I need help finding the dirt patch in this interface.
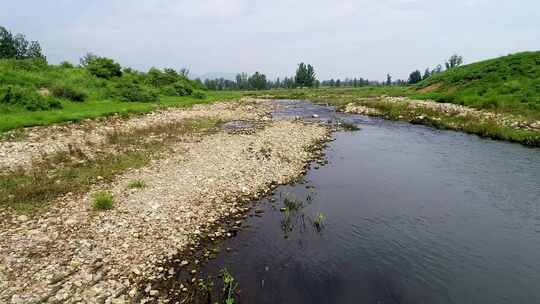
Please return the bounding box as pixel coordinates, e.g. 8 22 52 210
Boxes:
417 83 441 93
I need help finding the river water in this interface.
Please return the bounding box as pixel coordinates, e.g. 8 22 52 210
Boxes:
186 100 540 303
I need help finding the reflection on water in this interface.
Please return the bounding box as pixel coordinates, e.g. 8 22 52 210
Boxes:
174 100 540 304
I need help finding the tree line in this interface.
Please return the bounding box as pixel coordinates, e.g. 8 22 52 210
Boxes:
0 26 45 61
203 62 320 90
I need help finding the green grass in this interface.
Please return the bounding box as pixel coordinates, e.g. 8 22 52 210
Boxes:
0 91 242 132
414 51 540 119
0 58 244 133
128 179 147 189
92 191 114 210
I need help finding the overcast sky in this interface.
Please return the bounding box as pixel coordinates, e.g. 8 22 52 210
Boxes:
2 0 539 80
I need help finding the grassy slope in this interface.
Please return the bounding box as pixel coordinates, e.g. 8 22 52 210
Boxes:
0 59 243 132
413 51 540 119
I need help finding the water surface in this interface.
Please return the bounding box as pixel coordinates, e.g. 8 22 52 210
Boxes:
191 100 540 303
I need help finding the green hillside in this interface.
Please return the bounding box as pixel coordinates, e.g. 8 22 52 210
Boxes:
0 57 244 132
414 51 540 118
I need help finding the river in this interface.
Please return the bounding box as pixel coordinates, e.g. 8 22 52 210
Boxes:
174 100 540 304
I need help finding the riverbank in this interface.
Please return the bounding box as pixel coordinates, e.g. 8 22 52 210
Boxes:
254 88 540 147
341 96 540 146
0 99 330 303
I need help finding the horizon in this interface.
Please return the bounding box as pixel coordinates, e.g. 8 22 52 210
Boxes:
2 1 539 81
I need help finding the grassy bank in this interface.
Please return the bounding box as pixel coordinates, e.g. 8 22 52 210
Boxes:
0 57 243 133
0 91 242 132
253 87 540 147
413 51 540 119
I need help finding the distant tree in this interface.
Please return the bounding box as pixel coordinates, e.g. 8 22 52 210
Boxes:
408 70 422 84
248 72 267 90
13 34 29 59
0 26 16 59
80 53 99 67
335 79 341 87
445 54 463 70
434 64 443 74
60 61 74 68
179 68 190 77
26 41 45 60
236 73 249 90
295 62 317 87
386 74 392 86
423 68 431 80
0 26 45 60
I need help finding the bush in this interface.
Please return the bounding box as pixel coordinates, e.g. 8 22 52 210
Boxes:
0 86 62 111
160 81 194 97
51 84 87 102
86 57 122 79
59 61 74 68
192 90 207 99
128 179 146 189
2 58 48 71
92 191 114 210
111 80 159 103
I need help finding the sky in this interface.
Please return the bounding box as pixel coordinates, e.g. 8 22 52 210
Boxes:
1 0 539 81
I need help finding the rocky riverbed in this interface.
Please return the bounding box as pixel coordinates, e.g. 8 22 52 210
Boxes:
0 99 330 303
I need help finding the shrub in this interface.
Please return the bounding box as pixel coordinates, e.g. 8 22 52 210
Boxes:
51 84 87 102
2 58 48 71
0 86 62 111
128 179 146 189
192 90 207 99
59 61 74 68
86 57 122 79
111 80 159 102
92 191 114 210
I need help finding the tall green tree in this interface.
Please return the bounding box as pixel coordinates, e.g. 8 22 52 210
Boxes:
408 70 422 84
445 54 463 69
0 26 16 58
248 72 267 90
386 74 392 86
423 68 431 80
295 62 317 87
0 26 45 60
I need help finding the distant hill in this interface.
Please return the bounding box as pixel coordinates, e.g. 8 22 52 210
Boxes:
415 51 540 117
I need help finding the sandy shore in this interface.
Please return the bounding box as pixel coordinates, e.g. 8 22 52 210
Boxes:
0 100 330 303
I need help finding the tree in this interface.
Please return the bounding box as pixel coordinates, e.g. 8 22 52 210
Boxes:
445 54 463 70
13 34 29 59
248 72 267 90
0 26 16 59
26 41 45 60
386 74 392 86
179 68 190 77
236 73 249 90
423 68 431 80
408 70 422 84
80 53 98 67
0 26 45 60
295 62 317 87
